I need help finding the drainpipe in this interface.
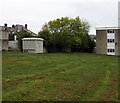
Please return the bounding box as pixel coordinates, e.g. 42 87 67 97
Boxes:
14 35 17 41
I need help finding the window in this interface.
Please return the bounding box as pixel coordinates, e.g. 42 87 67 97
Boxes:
113 39 114 42
107 39 114 43
107 49 115 53
30 49 35 51
110 49 113 52
107 29 114 33
113 49 114 52
24 49 28 52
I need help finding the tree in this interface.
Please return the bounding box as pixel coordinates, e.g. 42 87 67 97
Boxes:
38 30 53 52
42 22 49 31
16 31 33 40
9 31 33 41
15 31 33 51
48 17 84 52
80 20 95 52
9 32 14 41
39 17 95 52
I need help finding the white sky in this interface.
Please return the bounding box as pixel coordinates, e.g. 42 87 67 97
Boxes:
0 0 119 35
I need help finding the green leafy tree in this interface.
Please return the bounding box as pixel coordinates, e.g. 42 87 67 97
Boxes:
48 17 84 52
80 20 95 52
15 31 33 51
9 32 14 41
17 31 33 40
9 31 33 41
39 17 95 52
38 30 53 52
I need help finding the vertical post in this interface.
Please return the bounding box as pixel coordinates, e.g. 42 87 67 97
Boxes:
118 1 120 101
18 40 23 52
118 1 120 27
0 27 2 102
14 35 17 41
25 24 27 29
0 35 2 102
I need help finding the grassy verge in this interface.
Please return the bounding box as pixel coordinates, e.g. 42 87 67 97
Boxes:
2 51 119 101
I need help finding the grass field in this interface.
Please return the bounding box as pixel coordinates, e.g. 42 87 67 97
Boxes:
2 51 119 101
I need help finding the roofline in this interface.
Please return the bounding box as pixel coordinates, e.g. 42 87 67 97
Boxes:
96 27 120 30
22 38 44 40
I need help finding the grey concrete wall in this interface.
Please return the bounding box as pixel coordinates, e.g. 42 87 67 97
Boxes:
118 2 120 56
116 29 120 56
9 40 19 50
0 31 2 40
114 29 120 56
22 40 44 54
96 30 107 55
0 31 8 40
0 40 2 51
0 30 9 50
115 29 118 55
35 40 43 53
2 40 8 50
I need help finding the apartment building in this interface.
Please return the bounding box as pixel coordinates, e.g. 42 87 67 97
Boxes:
96 27 120 56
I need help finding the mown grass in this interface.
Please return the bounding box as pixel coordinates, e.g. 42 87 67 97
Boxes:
2 51 119 101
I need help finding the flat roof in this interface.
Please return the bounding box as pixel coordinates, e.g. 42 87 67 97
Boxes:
96 27 120 30
22 38 44 41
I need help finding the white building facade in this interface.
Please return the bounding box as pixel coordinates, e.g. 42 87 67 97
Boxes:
107 29 115 55
22 38 44 54
96 27 120 56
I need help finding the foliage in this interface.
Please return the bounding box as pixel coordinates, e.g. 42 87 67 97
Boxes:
38 17 95 52
48 17 84 49
16 31 33 40
80 34 95 52
10 31 33 51
38 30 53 51
9 32 14 41
9 31 33 41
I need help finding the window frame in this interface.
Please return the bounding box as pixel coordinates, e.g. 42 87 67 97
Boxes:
107 29 115 33
107 49 115 53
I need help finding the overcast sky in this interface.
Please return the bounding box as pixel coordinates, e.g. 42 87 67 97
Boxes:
0 0 119 35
